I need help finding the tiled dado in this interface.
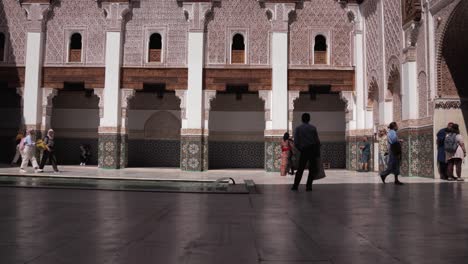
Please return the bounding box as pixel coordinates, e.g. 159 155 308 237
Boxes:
98 134 123 169
180 135 208 171
265 137 282 172
398 126 434 178
346 135 374 171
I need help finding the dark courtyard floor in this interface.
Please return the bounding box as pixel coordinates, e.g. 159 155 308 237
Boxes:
1 182 468 264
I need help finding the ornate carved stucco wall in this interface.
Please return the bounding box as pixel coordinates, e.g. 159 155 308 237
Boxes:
0 0 28 65
123 0 188 67
363 0 384 102
289 0 353 67
44 0 107 66
205 0 270 65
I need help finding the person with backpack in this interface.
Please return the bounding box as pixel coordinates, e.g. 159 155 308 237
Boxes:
39 129 59 173
437 122 453 180
19 130 42 173
379 122 404 185
445 124 465 181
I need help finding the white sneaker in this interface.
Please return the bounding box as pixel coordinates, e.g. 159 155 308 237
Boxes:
19 169 26 173
35 169 43 173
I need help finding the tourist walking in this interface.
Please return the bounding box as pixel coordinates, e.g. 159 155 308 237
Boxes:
280 132 295 176
291 113 321 191
39 129 59 173
377 128 388 172
358 136 371 172
445 124 465 181
379 122 403 185
19 130 42 173
10 130 24 166
437 122 453 180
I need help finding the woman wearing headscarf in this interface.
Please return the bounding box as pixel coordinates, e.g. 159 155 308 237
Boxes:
19 130 42 173
39 129 59 172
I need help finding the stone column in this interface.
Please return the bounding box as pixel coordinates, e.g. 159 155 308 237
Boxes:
402 46 418 120
179 1 214 171
98 1 130 169
40 88 58 135
288 91 300 133
20 1 50 138
119 89 135 169
261 2 296 172
348 3 366 130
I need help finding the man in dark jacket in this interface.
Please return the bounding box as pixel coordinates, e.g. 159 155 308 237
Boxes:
437 122 453 180
291 113 321 191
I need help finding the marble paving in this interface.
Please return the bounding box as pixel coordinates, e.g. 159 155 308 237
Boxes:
0 165 448 185
0 179 467 264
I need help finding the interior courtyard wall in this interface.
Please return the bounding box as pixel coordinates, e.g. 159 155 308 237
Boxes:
208 93 265 169
127 92 181 167
51 91 100 165
205 0 270 65
289 0 353 67
293 93 346 168
0 0 27 65
123 0 188 67
44 0 107 66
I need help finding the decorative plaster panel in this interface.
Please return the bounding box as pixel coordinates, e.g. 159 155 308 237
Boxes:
0 0 28 65
123 0 188 67
289 0 353 67
206 0 270 65
383 0 403 78
44 0 106 66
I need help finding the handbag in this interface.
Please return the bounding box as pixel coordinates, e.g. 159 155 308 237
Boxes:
313 157 326 180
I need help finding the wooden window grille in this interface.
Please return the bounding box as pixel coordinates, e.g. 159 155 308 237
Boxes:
231 34 245 64
149 33 162 63
69 33 82 62
314 35 327 65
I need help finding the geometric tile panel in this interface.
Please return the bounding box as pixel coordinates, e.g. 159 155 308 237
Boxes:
180 136 208 172
209 141 265 169
98 134 121 169
320 142 346 169
128 139 180 167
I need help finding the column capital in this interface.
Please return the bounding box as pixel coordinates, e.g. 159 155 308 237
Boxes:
175 89 187 120
100 1 131 32
20 1 51 32
179 0 219 32
403 46 417 62
93 88 105 118
258 1 298 32
340 91 355 122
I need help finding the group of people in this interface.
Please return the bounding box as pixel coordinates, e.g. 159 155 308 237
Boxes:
437 122 466 181
10 129 92 172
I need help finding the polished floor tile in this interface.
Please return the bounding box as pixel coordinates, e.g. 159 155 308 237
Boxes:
0 179 467 264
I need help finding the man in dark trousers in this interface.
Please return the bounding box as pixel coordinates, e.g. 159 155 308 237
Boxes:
291 113 321 191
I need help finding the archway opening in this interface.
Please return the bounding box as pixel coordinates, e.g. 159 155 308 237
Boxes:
127 84 181 167
209 86 265 169
51 83 100 165
293 86 346 168
388 68 401 122
314 35 328 64
0 84 22 164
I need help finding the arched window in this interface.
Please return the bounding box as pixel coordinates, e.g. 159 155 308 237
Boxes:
0 33 5 62
231 33 245 64
314 35 327 64
69 33 82 62
148 33 162 62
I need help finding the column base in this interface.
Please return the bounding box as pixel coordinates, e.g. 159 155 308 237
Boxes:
98 133 125 169
180 135 208 171
265 136 282 172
